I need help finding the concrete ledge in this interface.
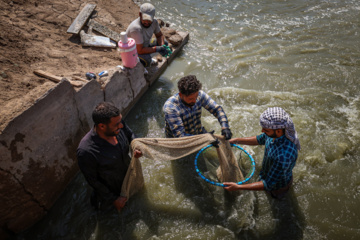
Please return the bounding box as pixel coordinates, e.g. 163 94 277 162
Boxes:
0 31 189 233
67 4 97 34
74 79 104 130
0 80 83 232
104 63 148 114
145 32 189 85
167 31 189 63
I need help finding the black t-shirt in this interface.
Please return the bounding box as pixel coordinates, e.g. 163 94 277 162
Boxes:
77 121 135 205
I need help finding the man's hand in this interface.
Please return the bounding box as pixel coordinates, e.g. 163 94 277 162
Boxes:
155 46 169 56
113 196 127 211
223 182 241 191
221 128 233 140
133 149 142 158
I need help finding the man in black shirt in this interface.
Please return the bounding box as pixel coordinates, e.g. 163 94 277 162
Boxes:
77 102 142 211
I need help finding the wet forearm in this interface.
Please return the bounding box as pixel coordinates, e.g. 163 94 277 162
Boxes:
229 136 259 145
223 181 265 191
156 32 165 46
236 181 264 190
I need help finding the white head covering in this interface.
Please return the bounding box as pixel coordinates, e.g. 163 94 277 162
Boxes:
260 107 301 150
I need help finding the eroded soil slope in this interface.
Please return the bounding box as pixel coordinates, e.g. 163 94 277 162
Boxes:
0 0 139 132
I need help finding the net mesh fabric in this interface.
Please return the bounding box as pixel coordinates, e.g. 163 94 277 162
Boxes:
216 136 245 183
121 134 245 198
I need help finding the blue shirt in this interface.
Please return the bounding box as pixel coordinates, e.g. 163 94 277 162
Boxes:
256 133 298 191
163 90 229 138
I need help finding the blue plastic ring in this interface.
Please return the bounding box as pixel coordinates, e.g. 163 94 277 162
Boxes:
194 143 256 187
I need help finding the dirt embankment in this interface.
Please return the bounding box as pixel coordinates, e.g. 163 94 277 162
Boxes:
0 0 139 132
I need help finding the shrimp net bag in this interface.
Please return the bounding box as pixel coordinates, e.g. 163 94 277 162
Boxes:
121 134 244 198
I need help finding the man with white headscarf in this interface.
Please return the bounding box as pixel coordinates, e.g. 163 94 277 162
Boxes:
223 107 300 199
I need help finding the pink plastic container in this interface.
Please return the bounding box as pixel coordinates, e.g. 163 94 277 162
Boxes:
118 32 138 68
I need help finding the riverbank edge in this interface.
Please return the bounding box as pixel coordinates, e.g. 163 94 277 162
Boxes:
0 30 189 238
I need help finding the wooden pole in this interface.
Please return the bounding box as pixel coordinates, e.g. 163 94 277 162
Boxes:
34 70 83 87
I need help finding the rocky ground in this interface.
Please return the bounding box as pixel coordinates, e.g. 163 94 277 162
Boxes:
0 0 140 132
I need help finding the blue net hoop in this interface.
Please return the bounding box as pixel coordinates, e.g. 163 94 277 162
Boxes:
194 143 256 187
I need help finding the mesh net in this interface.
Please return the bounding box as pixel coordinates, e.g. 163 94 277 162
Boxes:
121 134 245 198
215 136 245 183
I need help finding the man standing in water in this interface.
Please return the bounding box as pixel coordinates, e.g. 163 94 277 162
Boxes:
163 75 232 139
224 107 300 199
77 102 142 211
126 3 170 67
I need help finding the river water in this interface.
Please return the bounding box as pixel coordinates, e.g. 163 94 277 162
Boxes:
18 0 360 239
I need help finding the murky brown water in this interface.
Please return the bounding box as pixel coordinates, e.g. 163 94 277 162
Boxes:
17 0 360 239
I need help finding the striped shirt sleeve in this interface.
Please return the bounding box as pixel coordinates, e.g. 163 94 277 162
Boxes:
199 91 229 129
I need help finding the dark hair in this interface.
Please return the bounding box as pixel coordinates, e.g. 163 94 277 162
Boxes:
92 102 120 125
177 75 202 96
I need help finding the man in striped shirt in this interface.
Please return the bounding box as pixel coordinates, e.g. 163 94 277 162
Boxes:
163 75 232 139
223 107 301 199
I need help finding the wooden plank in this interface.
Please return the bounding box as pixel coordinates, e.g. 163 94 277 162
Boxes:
67 4 97 34
34 70 83 87
80 30 117 48
87 19 121 42
72 76 89 82
34 70 62 82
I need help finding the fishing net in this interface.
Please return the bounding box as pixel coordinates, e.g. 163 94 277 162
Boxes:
121 134 246 199
195 141 255 187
